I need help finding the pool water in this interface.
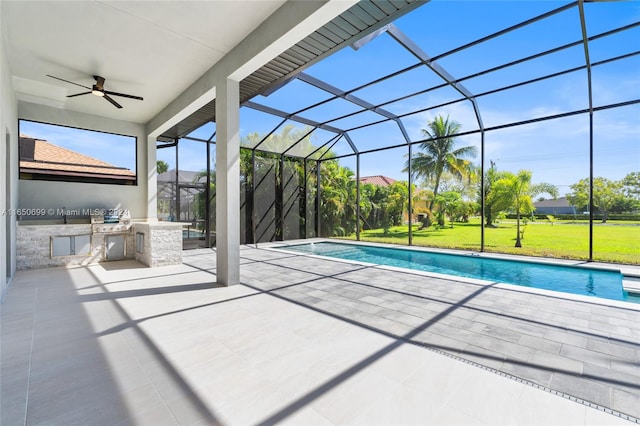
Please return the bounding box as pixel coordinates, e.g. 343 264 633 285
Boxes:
182 230 204 239
283 242 639 304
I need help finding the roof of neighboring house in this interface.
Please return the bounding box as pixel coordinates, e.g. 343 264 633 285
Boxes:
157 169 205 185
534 197 573 208
359 175 397 187
19 135 135 180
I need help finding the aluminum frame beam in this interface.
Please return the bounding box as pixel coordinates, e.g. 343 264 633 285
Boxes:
385 23 485 131
243 100 346 136
578 0 595 261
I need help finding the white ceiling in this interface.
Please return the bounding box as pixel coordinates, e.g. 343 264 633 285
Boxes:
2 0 286 124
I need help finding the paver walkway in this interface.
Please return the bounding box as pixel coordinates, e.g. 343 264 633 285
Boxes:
240 243 640 421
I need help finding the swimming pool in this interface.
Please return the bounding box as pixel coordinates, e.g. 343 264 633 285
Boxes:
183 230 204 239
282 242 639 304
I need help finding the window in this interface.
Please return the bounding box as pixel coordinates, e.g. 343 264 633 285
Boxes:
19 120 137 185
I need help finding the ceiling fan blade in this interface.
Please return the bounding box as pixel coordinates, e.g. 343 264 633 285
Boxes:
47 75 91 90
67 91 92 98
103 94 123 109
104 90 143 101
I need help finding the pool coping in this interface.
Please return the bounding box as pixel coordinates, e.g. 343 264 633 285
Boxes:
262 238 640 311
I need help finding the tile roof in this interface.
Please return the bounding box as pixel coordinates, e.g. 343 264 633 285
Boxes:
358 175 397 187
19 136 135 180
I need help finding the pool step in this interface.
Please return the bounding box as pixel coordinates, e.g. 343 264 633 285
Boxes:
623 276 640 295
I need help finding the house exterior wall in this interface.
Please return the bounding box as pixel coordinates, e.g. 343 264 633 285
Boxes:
17 102 148 221
1 0 19 300
534 206 576 215
533 197 577 216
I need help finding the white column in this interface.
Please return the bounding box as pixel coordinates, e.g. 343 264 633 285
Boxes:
215 77 240 286
146 134 158 221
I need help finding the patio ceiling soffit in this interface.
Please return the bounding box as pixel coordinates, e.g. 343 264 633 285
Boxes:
156 0 424 142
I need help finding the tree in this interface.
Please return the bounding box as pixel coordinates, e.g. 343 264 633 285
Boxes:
434 191 461 228
383 181 409 233
483 160 512 227
245 125 317 154
567 177 625 223
358 183 376 230
453 200 478 223
319 160 356 237
622 171 640 202
431 164 481 202
493 170 558 247
241 126 318 240
157 160 169 174
406 115 477 213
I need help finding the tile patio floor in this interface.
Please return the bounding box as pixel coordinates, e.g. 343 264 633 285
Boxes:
1 242 639 425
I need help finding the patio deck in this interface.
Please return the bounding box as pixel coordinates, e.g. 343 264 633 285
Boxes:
2 243 639 425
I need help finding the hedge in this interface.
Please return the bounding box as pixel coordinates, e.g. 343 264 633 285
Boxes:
503 213 640 221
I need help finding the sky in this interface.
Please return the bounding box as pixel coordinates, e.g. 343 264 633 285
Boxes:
19 119 137 171
23 0 640 196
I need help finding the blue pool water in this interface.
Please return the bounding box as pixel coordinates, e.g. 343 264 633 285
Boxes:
283 242 639 304
183 230 204 239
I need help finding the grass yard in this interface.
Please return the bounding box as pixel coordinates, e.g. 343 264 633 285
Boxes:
342 218 640 265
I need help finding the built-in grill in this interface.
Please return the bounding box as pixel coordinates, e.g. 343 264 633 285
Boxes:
91 212 132 234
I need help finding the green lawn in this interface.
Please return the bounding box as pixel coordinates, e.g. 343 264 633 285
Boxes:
341 218 640 265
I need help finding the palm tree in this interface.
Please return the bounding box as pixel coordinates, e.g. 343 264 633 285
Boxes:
406 115 477 212
156 160 169 174
493 170 558 247
320 161 356 236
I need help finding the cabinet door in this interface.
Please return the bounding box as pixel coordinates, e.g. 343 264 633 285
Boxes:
105 235 126 260
74 235 91 255
135 232 144 254
51 236 72 257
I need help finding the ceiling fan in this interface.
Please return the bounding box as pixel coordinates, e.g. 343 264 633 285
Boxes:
46 74 143 109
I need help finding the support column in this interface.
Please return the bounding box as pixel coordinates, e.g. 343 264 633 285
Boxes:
215 77 240 286
276 155 284 241
407 144 412 246
146 135 158 221
316 162 321 238
251 150 257 245
205 137 211 248
356 154 360 241
301 159 307 239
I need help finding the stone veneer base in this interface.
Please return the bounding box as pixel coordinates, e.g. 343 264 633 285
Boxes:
133 222 183 267
16 221 183 270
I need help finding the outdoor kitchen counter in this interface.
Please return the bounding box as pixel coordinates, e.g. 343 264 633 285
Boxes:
131 221 186 267
15 220 186 270
16 221 132 270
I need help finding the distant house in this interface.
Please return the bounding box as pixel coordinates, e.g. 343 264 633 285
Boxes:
19 135 135 184
358 175 397 187
157 169 203 187
534 197 576 215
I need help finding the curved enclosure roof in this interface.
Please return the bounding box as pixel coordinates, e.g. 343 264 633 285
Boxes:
167 0 639 162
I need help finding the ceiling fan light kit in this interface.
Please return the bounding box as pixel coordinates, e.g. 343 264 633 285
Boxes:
46 74 143 109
